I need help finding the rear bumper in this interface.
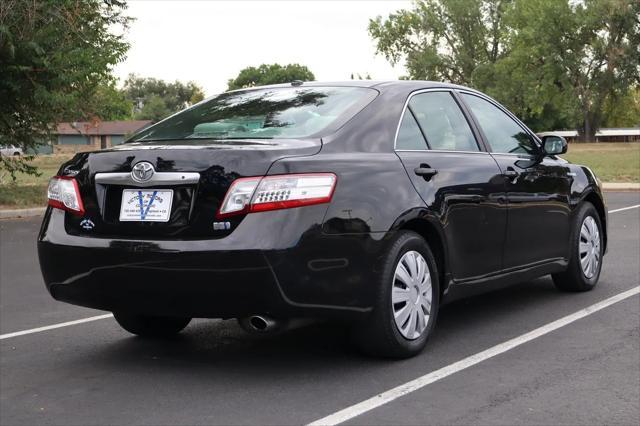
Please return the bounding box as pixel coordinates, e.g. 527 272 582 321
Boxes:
38 208 389 319
39 241 286 318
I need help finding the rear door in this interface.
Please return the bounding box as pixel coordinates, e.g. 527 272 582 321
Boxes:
459 92 572 269
395 90 507 281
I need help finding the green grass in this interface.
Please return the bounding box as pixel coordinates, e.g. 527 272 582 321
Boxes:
0 154 72 186
563 142 640 183
0 143 638 209
0 154 72 209
0 184 49 209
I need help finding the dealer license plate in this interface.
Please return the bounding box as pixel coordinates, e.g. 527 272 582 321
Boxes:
119 189 173 222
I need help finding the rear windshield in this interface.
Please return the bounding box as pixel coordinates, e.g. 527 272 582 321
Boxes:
129 86 377 142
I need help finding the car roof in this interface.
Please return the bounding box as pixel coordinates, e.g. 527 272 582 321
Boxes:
227 80 478 94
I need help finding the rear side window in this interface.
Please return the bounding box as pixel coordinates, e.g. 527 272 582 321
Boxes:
130 87 378 142
408 92 479 152
396 111 428 150
461 93 538 155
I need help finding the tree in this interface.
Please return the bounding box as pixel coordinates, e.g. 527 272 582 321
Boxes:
350 73 372 80
227 64 315 91
74 80 133 122
0 0 130 178
602 86 640 128
369 0 640 139
369 0 511 85
135 95 169 122
122 74 205 121
499 0 640 140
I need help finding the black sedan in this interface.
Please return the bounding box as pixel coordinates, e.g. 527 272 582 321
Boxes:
38 81 607 358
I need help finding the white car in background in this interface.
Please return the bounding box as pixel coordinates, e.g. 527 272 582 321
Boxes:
0 145 23 156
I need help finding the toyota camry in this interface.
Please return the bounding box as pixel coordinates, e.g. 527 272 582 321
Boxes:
38 81 607 358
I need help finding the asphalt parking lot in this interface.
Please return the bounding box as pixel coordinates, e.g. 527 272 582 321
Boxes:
1 192 638 426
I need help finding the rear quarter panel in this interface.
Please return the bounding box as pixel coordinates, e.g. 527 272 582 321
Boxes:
263 151 425 311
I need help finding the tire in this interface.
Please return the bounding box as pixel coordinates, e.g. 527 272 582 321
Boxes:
113 312 191 337
353 231 440 358
552 202 603 292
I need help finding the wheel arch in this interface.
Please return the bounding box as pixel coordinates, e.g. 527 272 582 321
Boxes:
580 189 608 252
395 216 450 297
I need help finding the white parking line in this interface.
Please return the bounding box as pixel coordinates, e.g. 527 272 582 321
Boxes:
0 314 113 340
0 203 637 342
307 286 640 426
608 204 640 214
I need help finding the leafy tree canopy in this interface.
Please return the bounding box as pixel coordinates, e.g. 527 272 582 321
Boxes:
0 0 130 178
134 94 169 122
351 73 372 80
496 0 640 139
369 0 640 139
369 0 510 85
227 64 315 91
602 87 640 128
122 74 205 121
75 79 133 122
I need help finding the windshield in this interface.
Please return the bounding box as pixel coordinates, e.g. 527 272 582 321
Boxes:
129 86 377 142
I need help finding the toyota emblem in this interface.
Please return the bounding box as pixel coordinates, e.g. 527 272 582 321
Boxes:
131 162 155 182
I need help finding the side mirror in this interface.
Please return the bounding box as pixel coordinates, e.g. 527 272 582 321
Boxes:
541 135 567 156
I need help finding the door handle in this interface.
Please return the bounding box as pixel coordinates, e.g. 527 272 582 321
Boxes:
414 167 438 178
502 169 519 180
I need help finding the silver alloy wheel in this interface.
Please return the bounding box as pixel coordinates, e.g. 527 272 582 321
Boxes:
392 250 432 340
579 216 601 279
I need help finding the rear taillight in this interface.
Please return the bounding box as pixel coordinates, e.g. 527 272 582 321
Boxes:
47 176 85 216
216 173 337 219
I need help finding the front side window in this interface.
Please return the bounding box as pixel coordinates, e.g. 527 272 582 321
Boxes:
408 92 479 152
461 93 538 155
129 87 377 142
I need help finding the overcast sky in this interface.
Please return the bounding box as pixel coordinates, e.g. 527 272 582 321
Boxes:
113 0 412 95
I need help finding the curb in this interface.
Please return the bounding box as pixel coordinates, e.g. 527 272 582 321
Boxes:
0 183 638 220
0 207 46 219
602 183 640 191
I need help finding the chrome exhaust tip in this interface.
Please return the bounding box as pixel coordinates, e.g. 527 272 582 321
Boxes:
238 315 285 334
248 315 274 332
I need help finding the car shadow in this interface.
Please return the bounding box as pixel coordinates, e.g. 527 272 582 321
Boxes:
76 276 569 376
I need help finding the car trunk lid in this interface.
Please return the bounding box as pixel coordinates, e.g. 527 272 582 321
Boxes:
60 139 320 239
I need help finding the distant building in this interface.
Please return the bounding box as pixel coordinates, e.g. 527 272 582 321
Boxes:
51 120 152 154
538 127 640 143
